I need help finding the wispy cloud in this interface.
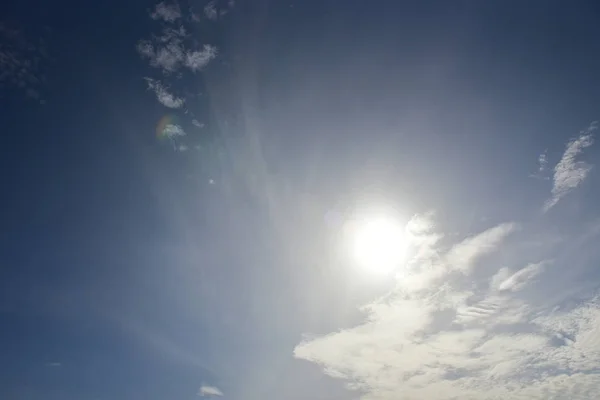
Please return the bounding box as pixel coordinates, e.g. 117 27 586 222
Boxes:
138 4 217 75
530 150 550 180
138 1 219 113
295 205 600 399
446 222 518 273
144 78 184 108
44 362 62 367
162 123 186 139
493 261 547 292
185 45 217 71
202 0 236 20
544 122 597 211
0 22 49 100
137 26 187 73
151 2 181 22
204 1 218 20
198 385 223 397
538 150 548 173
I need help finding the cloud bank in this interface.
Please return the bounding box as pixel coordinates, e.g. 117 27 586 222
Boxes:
294 122 600 400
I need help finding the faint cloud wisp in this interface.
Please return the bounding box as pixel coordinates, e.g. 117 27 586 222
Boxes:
0 22 49 100
198 385 223 397
151 1 181 22
144 77 184 108
544 121 597 211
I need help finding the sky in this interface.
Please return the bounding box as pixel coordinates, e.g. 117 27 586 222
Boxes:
2 1 600 399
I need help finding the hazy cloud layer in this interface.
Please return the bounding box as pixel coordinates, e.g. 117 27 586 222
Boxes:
204 2 218 20
544 122 597 211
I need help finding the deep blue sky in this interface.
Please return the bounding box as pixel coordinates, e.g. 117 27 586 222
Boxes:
2 1 600 399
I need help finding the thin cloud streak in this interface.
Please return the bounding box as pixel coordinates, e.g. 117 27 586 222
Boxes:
446 222 518 273
544 122 597 211
44 362 62 367
198 385 223 397
496 261 547 292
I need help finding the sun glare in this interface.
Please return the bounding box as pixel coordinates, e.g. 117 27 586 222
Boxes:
350 212 408 275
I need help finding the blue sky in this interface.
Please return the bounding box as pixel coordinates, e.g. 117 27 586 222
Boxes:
2 1 600 399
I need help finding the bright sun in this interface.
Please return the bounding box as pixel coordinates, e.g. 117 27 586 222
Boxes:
349 212 408 275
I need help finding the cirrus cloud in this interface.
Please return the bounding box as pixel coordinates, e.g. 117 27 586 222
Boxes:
544 121 597 211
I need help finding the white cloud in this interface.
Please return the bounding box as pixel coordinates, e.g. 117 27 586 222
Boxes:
544 122 597 211
494 261 547 292
162 123 186 139
295 210 600 400
446 222 518 273
144 78 184 108
185 45 217 71
151 2 181 22
395 221 515 295
192 119 205 128
138 1 221 110
198 385 223 397
0 22 48 99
